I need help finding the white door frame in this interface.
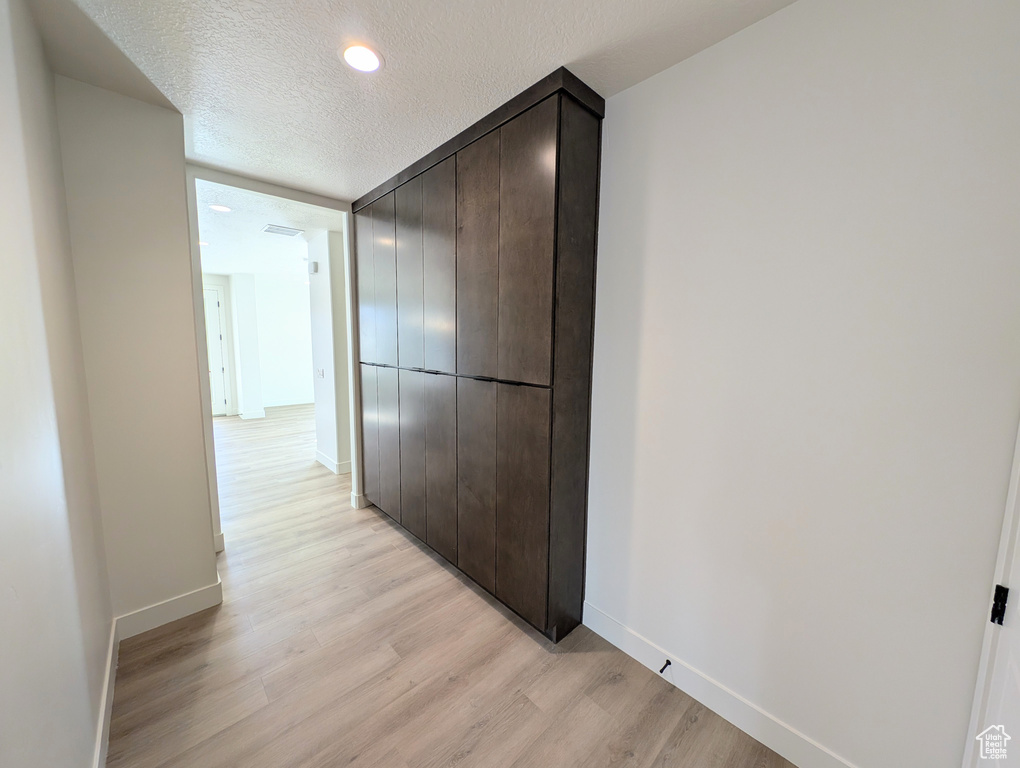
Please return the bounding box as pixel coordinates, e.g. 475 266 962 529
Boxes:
964 411 1020 766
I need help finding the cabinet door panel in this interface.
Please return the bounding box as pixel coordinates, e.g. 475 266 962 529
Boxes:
422 157 457 373
456 133 499 378
425 372 457 563
360 364 380 506
398 369 427 540
498 97 557 386
373 192 399 366
396 177 425 369
496 383 551 630
376 365 401 521
355 208 375 363
457 377 496 592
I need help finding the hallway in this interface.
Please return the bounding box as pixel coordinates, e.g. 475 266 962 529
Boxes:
105 406 792 768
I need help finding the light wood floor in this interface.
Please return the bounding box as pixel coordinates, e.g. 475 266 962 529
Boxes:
107 404 795 768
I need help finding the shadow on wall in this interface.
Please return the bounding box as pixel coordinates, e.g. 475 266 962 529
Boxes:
585 98 652 630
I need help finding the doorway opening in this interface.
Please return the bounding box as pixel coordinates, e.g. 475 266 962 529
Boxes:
187 169 364 555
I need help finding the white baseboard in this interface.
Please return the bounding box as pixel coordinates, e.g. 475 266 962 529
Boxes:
91 580 225 764
582 602 857 768
316 451 353 475
239 409 265 420
92 621 118 768
316 451 338 473
351 492 370 509
116 578 223 640
213 531 225 553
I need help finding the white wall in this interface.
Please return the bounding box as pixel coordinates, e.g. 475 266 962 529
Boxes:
54 75 221 626
308 230 352 474
255 273 314 407
0 0 112 763
586 2 1020 767
330 230 354 476
229 273 265 419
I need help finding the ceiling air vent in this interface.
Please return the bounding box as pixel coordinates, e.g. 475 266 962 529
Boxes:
262 224 304 237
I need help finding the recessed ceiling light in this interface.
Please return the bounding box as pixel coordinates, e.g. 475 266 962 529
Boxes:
209 204 231 212
342 45 382 73
198 241 209 246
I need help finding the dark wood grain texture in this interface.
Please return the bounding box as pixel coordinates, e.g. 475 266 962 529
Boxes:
457 376 497 592
354 209 376 364
373 192 399 367
456 132 499 379
398 369 427 541
497 96 558 386
547 95 601 641
422 157 457 374
424 372 457 563
349 73 603 642
359 364 380 505
496 383 551 630
376 365 401 521
396 176 425 369
352 67 605 212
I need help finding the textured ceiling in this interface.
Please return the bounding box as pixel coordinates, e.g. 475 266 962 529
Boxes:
196 180 345 279
68 0 795 201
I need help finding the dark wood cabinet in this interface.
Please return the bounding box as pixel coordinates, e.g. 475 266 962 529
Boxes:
455 132 499 379
398 369 426 540
422 157 457 374
456 377 496 592
396 177 425 369
373 192 398 367
359 364 380 506
424 372 457 561
497 96 557 386
376 365 401 521
355 211 376 364
353 69 603 641
495 383 551 629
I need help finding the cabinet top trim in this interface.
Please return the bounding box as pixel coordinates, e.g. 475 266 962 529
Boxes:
352 67 604 212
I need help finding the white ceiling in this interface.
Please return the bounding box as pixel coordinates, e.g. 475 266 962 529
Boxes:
60 0 795 201
196 180 345 279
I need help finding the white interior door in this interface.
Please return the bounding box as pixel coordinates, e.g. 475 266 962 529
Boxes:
967 420 1020 765
204 288 228 416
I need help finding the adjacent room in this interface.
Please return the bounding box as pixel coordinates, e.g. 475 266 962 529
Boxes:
3 1 1019 767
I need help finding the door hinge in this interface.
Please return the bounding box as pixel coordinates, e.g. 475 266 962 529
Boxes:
217 301 221 307
992 584 1009 625
219 334 223 340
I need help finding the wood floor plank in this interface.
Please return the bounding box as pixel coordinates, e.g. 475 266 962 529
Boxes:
105 405 795 768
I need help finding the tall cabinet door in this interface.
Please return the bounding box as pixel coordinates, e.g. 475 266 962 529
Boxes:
457 377 496 592
373 192 399 366
498 97 558 386
496 383 551 629
422 157 457 374
355 209 376 364
456 132 499 379
396 177 425 369
376 365 401 521
359 364 380 506
398 369 427 541
425 372 457 563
